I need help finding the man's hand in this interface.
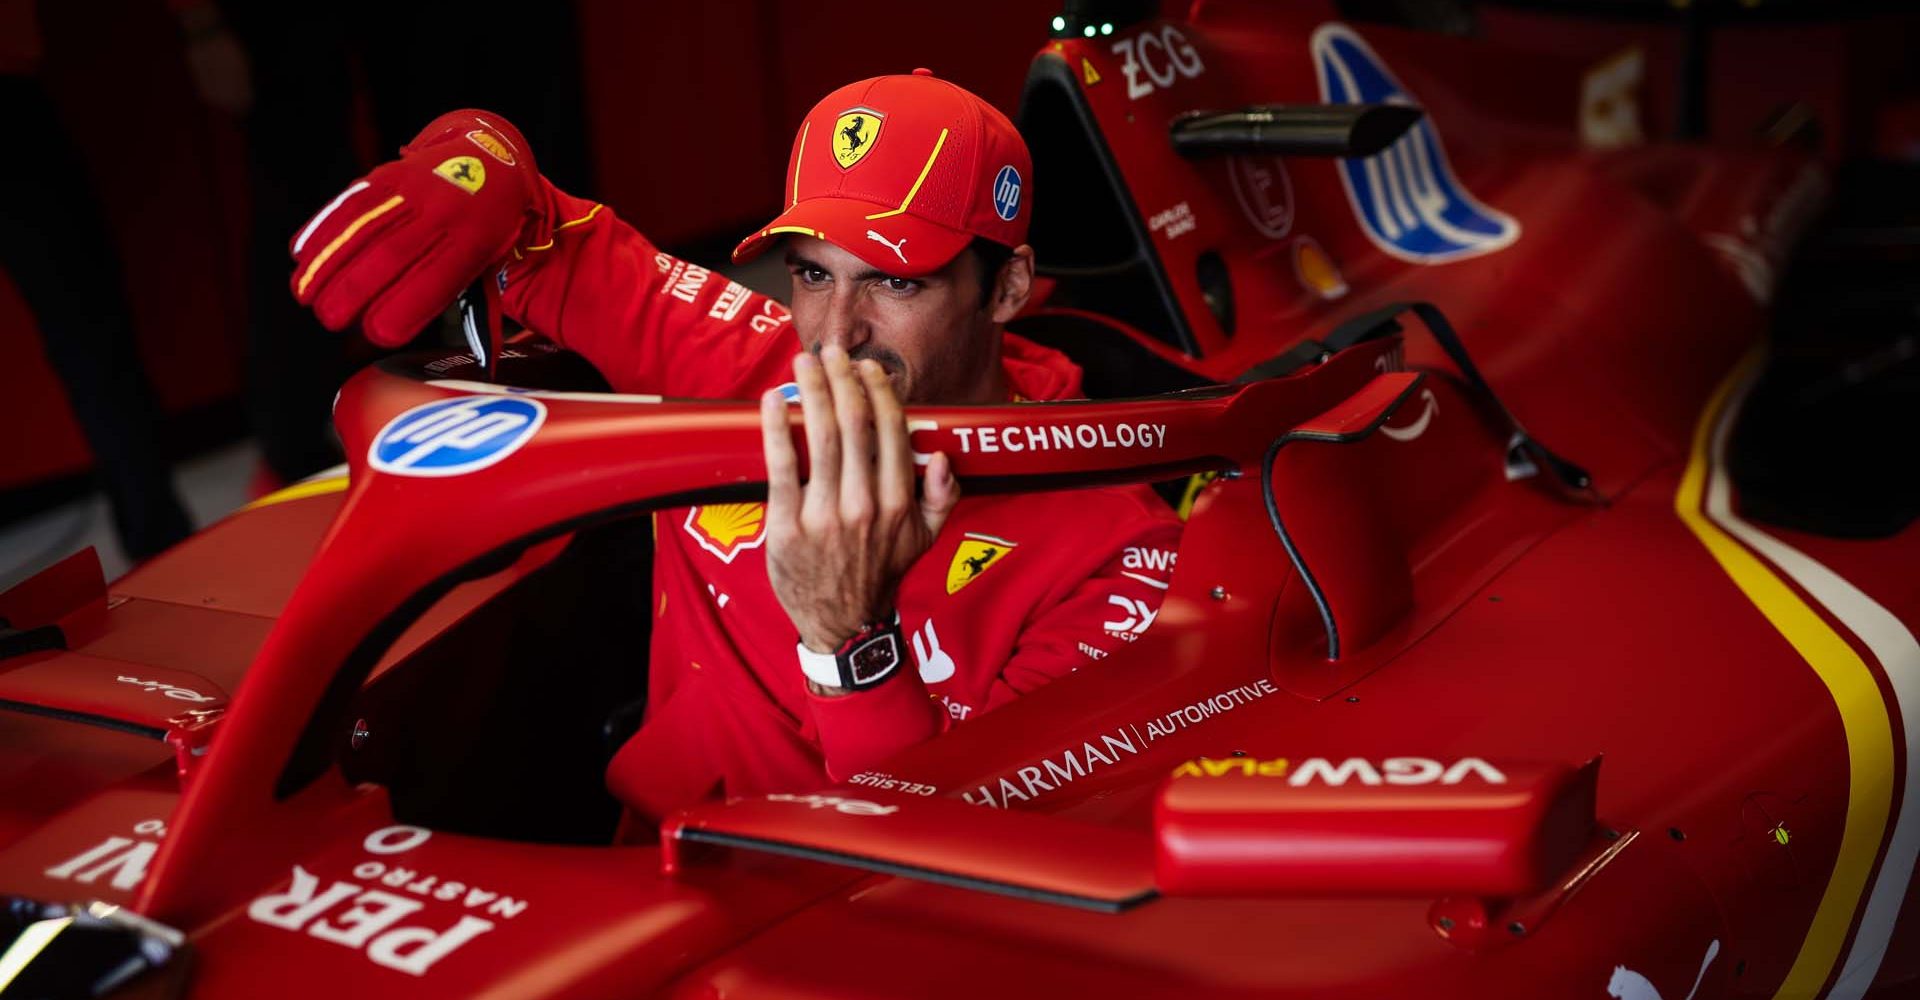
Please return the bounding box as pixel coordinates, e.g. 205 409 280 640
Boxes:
761 347 959 678
289 110 540 346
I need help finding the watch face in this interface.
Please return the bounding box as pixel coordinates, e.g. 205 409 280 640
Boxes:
847 632 902 687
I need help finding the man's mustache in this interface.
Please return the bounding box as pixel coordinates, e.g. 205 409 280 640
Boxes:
807 342 905 376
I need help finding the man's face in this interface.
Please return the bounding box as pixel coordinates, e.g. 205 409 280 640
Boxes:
782 236 999 405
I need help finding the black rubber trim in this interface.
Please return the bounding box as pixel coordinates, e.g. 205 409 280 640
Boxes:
675 827 1157 914
0 624 66 661
0 699 168 741
1260 372 1426 661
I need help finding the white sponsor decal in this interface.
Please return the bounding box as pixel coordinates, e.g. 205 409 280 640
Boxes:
938 694 975 720
246 825 522 977
344 863 525 920
1112 24 1204 101
847 772 938 796
1148 201 1196 240
709 280 752 322
963 728 1144 808
934 422 1169 458
764 793 898 816
1138 680 1281 741
662 261 713 304
1122 547 1176 573
43 819 168 892
866 228 909 265
965 679 1282 808
115 675 217 703
1286 756 1507 787
1102 594 1159 638
911 617 956 684
1608 939 1720 1000
1379 388 1438 442
249 866 501 977
363 825 432 855
749 299 792 335
1077 641 1109 661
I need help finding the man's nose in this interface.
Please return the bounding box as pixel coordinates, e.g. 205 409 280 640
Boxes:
814 288 872 354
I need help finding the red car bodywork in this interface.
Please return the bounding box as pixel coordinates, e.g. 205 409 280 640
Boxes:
3 3 1917 997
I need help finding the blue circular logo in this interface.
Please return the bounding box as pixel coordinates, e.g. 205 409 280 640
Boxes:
991 165 1022 222
369 395 546 477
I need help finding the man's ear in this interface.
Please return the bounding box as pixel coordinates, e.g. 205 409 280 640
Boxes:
988 244 1035 325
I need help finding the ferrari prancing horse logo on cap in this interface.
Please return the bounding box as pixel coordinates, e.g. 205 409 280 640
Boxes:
833 107 884 170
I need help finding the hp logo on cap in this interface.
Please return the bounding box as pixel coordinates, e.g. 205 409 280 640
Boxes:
370 395 546 477
991 165 1022 222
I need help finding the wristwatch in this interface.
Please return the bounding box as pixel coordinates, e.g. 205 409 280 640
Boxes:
796 613 905 692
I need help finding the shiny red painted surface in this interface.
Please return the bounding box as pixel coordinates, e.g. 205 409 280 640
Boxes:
1154 759 1598 898
1 7 1915 999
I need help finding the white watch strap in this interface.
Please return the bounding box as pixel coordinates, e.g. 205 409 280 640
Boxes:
796 641 844 689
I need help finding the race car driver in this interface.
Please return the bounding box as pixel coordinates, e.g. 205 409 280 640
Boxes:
287 70 1180 818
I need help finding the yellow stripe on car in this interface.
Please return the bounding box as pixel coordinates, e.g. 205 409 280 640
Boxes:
244 476 349 510
1676 350 1897 999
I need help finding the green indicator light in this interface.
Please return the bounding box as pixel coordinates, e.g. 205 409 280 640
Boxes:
1083 25 1096 37
1101 23 1113 35
1052 16 1065 30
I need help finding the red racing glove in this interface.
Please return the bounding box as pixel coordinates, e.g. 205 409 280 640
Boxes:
289 109 541 346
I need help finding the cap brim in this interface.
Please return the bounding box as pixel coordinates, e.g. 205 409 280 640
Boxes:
732 197 974 279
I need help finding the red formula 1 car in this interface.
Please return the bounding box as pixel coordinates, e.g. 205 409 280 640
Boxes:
4 2 1919 997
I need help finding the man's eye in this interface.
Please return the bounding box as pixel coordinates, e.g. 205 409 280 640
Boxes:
882 277 918 293
795 267 828 285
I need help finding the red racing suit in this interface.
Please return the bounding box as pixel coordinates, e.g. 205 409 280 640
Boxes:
498 181 1181 817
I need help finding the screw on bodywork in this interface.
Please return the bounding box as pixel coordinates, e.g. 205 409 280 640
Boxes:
1488 595 1502 602
1345 696 1360 703
351 719 371 750
1507 921 1526 937
1231 750 1247 757
1437 916 1455 931
1669 827 1687 842
1602 828 1621 841
1210 586 1227 600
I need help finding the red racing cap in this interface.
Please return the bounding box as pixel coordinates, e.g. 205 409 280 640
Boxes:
732 68 1031 278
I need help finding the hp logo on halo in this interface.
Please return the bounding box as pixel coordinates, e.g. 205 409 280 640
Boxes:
1312 23 1519 263
991 165 1022 222
369 395 546 477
